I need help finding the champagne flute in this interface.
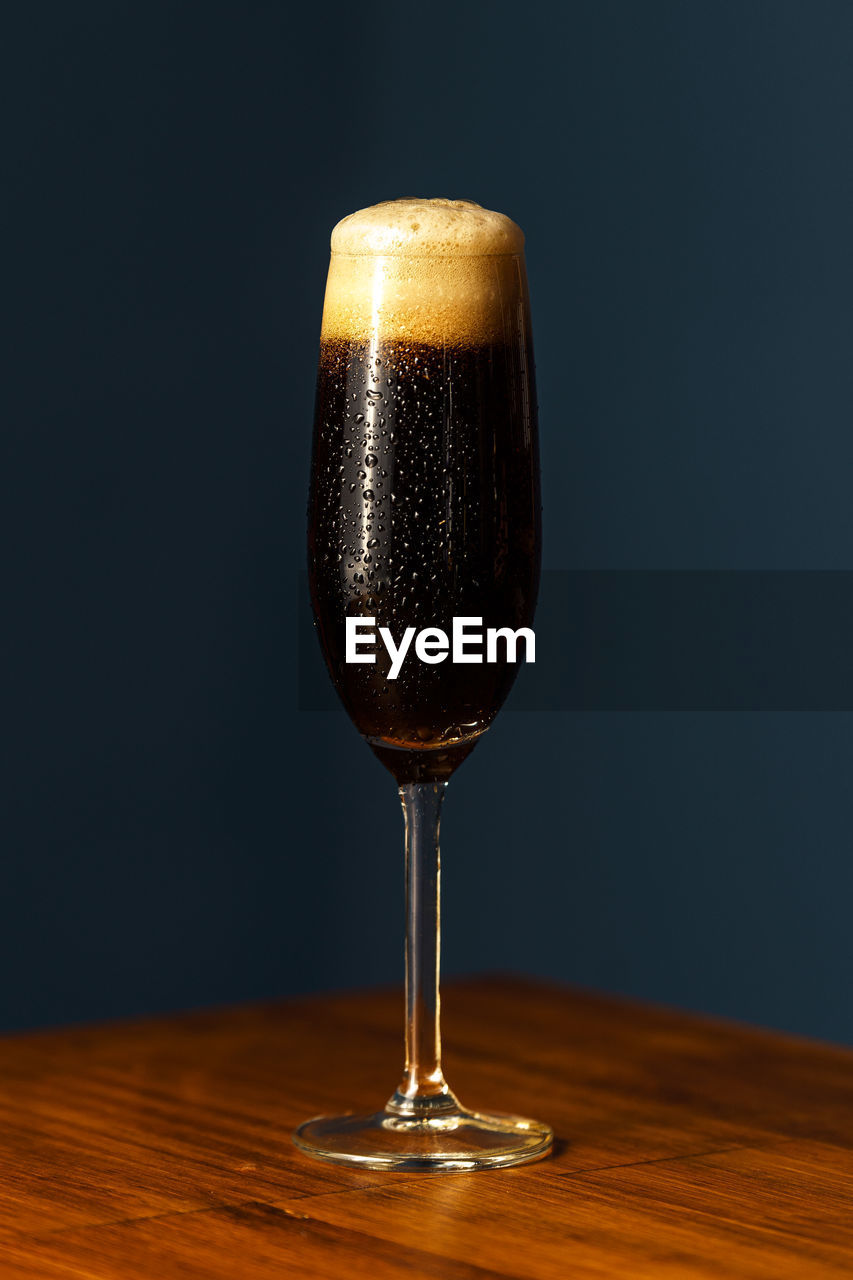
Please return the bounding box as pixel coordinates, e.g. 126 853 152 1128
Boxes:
296 198 552 1170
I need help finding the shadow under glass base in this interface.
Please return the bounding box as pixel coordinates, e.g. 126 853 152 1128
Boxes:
293 1103 554 1171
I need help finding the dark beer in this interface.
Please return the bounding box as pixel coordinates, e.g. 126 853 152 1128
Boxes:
307 200 540 782
296 200 554 1171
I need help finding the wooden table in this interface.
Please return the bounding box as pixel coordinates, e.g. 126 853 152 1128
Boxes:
1 976 852 1278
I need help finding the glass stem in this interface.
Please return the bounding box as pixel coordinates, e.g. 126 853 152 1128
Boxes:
387 780 458 1117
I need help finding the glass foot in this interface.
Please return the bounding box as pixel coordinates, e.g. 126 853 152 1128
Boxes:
293 1104 553 1171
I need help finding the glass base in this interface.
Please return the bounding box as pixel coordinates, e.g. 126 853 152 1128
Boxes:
293 1103 554 1171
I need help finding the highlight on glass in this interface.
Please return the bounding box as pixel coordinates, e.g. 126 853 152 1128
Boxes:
296 198 552 1170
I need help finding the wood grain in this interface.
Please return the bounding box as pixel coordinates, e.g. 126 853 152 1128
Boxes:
1 977 852 1277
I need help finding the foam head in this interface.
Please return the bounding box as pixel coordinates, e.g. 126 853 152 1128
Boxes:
321 198 527 347
330 198 524 258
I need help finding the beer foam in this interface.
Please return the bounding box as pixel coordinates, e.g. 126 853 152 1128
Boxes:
330 198 524 258
322 198 527 346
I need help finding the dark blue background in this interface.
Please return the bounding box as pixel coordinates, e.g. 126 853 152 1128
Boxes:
4 1 853 1041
